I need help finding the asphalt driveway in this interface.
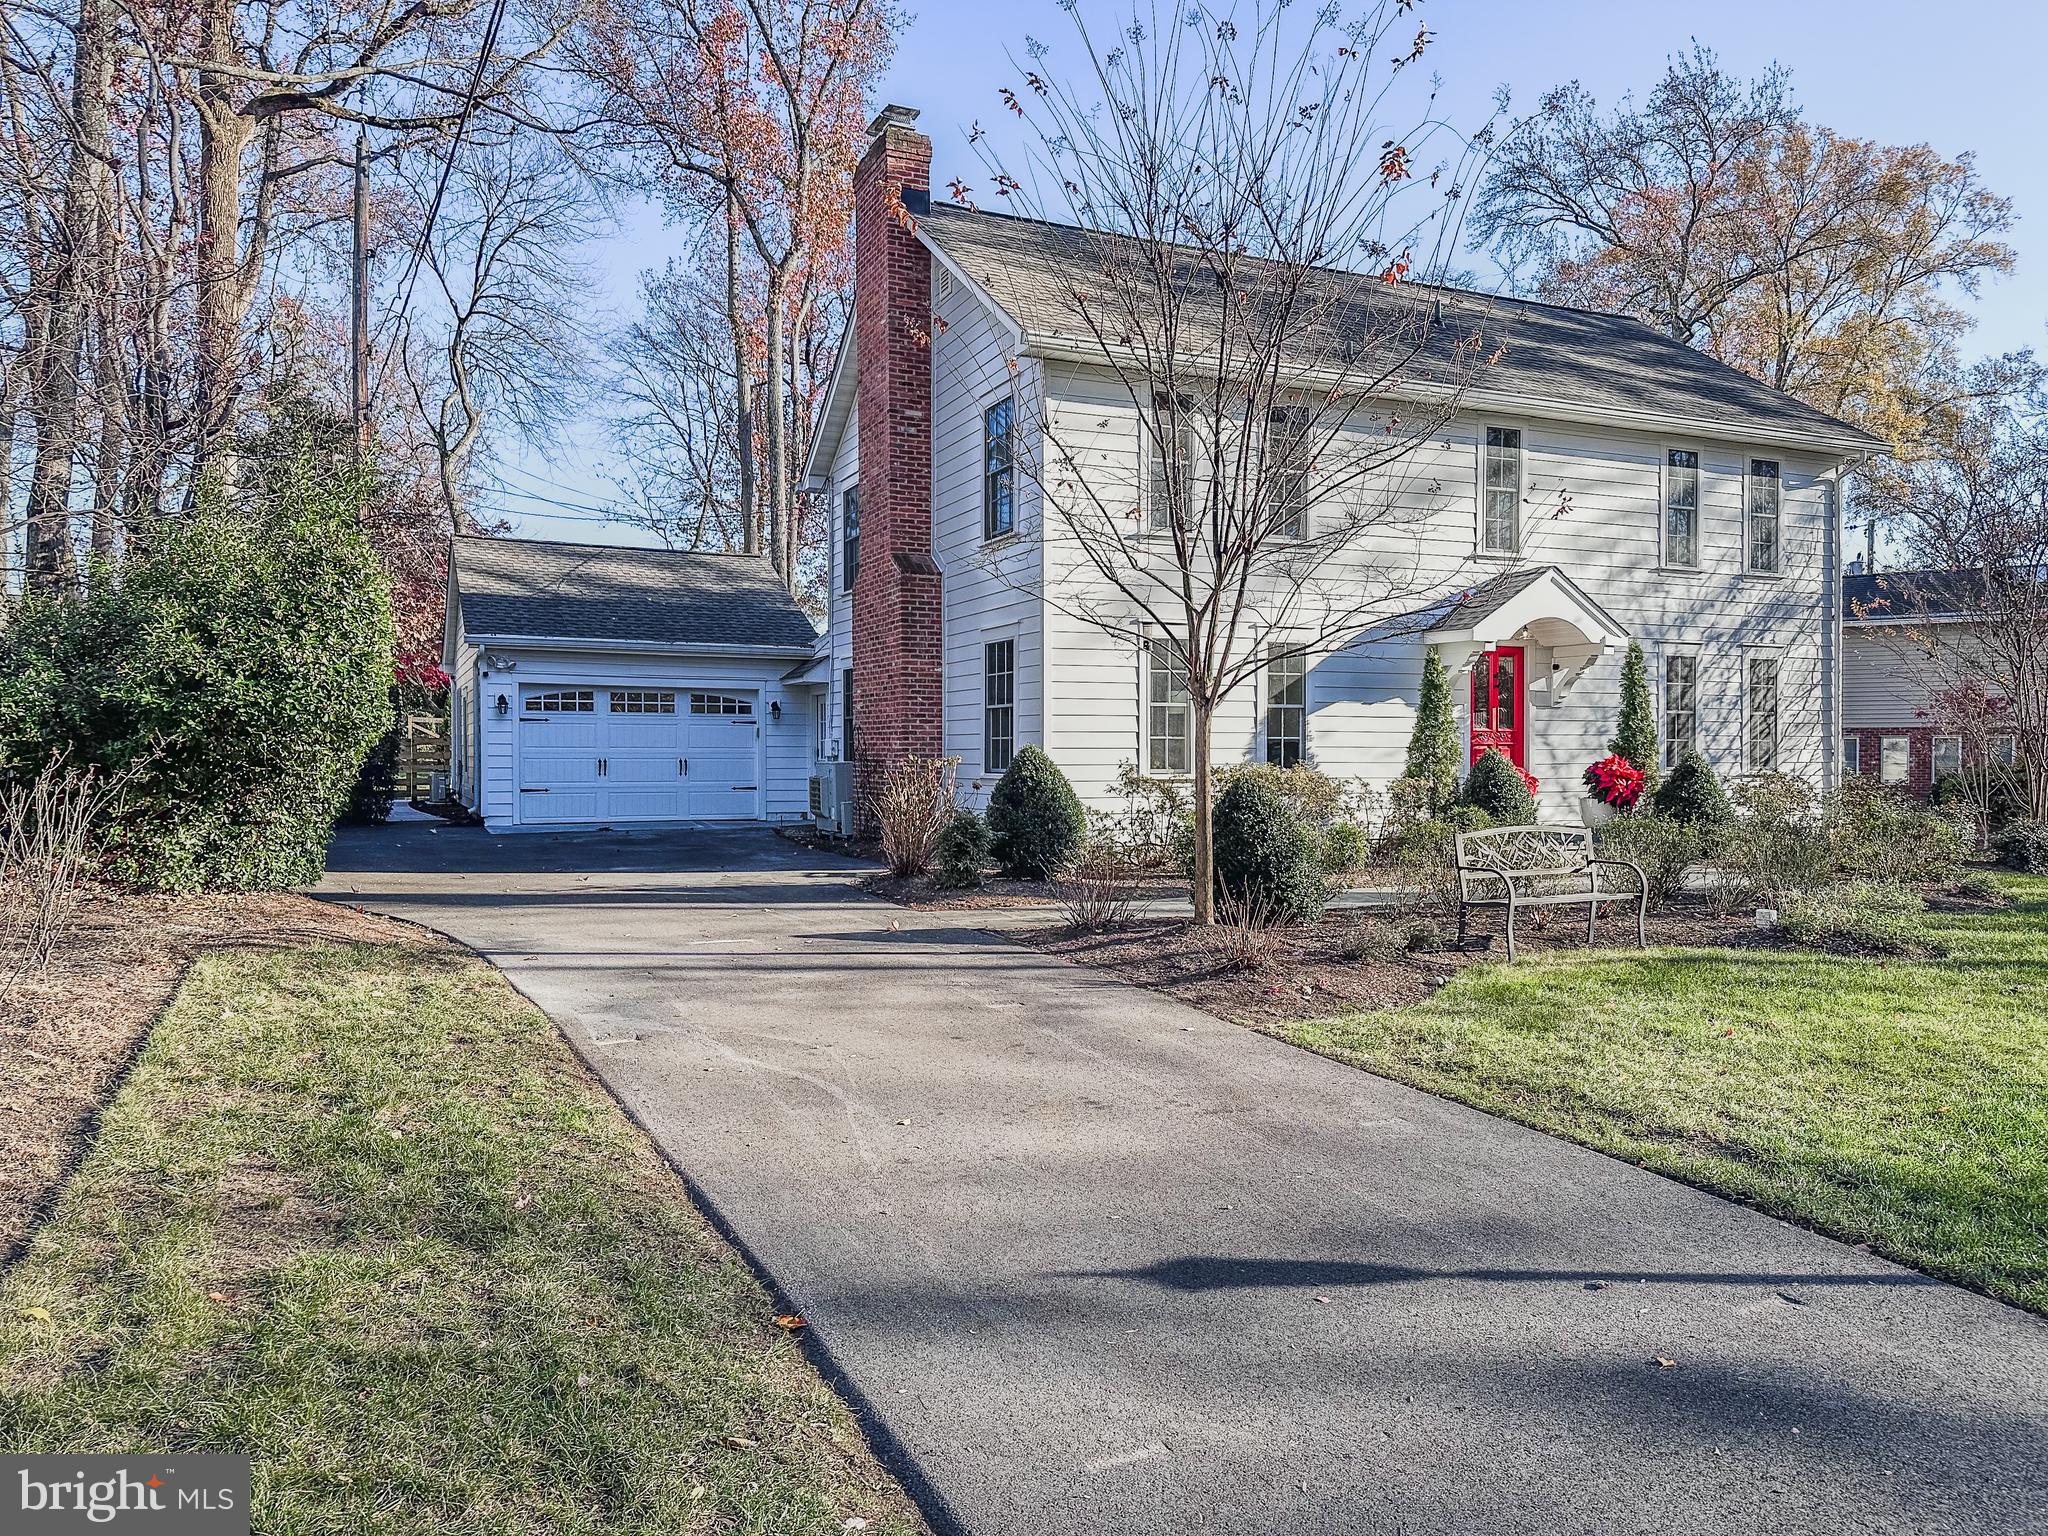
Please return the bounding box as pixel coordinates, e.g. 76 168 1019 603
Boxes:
319 820 2048 1536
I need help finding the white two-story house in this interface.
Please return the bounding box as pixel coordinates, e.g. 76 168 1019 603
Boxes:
797 105 1882 824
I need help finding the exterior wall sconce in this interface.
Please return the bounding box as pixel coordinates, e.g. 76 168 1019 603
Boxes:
770 700 782 721
495 693 510 717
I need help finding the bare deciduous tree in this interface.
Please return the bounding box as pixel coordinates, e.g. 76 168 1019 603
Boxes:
970 0 1500 921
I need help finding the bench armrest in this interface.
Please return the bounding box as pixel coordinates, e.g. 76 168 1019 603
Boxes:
1587 856 1648 896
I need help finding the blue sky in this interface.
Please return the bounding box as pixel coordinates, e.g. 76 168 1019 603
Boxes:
486 0 2048 546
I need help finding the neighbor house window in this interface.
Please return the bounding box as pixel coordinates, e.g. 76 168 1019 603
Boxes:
1933 735 1963 779
1747 459 1781 574
1482 426 1523 554
842 488 859 591
1880 735 1910 785
984 639 1015 773
984 396 1015 539
1147 394 1196 533
816 697 827 758
1843 736 1861 776
1992 734 2018 767
1147 639 1191 773
1265 406 1312 538
841 667 854 760
1265 645 1306 767
1746 657 1779 771
1662 653 1698 769
1665 449 1701 568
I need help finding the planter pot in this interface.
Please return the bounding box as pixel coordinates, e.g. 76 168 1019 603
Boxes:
1580 794 1616 828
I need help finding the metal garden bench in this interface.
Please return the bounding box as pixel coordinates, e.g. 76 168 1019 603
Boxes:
1453 825 1648 961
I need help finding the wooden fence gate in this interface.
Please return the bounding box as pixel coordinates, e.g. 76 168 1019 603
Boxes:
397 712 449 802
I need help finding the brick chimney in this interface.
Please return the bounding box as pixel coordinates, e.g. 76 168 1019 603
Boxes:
851 104 942 820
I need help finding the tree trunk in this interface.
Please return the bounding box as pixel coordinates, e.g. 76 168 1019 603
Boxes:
763 268 788 581
724 193 757 555
23 0 115 593
191 0 254 493
1190 700 1215 924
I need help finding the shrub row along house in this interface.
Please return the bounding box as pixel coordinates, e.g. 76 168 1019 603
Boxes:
445 105 1882 834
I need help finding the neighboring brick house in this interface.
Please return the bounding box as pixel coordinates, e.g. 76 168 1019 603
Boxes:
798 104 1880 822
1840 569 2019 801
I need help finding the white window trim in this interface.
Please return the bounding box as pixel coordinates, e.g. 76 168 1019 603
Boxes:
1742 452 1785 579
1660 447 1704 572
981 628 1020 776
1261 639 1310 767
1660 644 1704 770
981 388 1018 544
1141 394 1198 539
1931 733 1963 779
1142 636 1194 777
1742 650 1782 772
1842 735 1861 776
1474 422 1527 558
1991 733 2018 767
1879 735 1912 786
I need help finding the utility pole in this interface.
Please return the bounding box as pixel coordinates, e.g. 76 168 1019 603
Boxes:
350 129 370 456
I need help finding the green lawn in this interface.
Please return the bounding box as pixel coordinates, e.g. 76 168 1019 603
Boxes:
1284 877 2048 1315
0 941 920 1536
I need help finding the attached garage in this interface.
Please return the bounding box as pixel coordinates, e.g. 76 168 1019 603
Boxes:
443 536 821 832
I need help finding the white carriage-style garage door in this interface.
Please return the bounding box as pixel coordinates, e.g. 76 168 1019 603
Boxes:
516 684 761 824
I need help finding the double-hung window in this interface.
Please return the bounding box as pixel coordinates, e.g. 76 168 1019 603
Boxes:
1147 394 1197 533
1482 427 1523 554
841 488 860 591
1662 653 1698 769
1147 639 1192 773
1746 656 1780 771
1747 459 1781 574
1880 736 1910 785
1932 735 1963 779
1264 406 1312 538
983 397 1015 539
1664 449 1701 568
983 639 1015 773
1992 734 2018 768
1843 736 1861 776
1265 646 1306 767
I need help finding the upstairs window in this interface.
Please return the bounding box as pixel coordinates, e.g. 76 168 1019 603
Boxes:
984 639 1015 773
1265 646 1306 767
842 488 860 591
984 397 1015 539
1264 406 1313 539
1747 459 1781 574
1482 427 1523 554
1746 657 1779 771
1147 394 1197 534
1665 449 1701 568
1662 653 1698 769
1147 639 1192 773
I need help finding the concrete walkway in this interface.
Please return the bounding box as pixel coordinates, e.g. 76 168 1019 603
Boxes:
319 821 2048 1536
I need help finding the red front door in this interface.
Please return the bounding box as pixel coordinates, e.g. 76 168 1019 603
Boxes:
1470 646 1526 768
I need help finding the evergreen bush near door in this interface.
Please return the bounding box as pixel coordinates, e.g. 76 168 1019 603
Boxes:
986 745 1087 879
1610 641 1658 786
1461 748 1537 824
0 453 393 891
1403 648 1460 812
1652 748 1729 830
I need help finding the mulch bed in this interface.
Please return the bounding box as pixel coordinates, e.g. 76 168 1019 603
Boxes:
1015 901 1779 1028
1 887 426 1266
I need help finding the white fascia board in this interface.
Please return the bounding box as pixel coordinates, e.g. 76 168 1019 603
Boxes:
465 635 817 659
800 333 858 491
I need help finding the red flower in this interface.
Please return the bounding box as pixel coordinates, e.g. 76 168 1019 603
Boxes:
1582 754 1645 809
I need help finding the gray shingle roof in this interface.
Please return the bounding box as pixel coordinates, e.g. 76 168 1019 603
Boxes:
1843 568 1983 620
453 536 819 651
919 203 1880 453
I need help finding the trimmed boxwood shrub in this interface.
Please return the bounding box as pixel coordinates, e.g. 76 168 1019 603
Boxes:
1212 771 1325 924
0 456 393 891
1652 748 1728 828
1460 748 1536 823
986 745 1087 879
1995 819 2048 874
932 809 992 889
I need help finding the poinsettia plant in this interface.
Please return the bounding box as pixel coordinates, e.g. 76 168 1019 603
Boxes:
1582 753 1646 810
1513 761 1540 797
